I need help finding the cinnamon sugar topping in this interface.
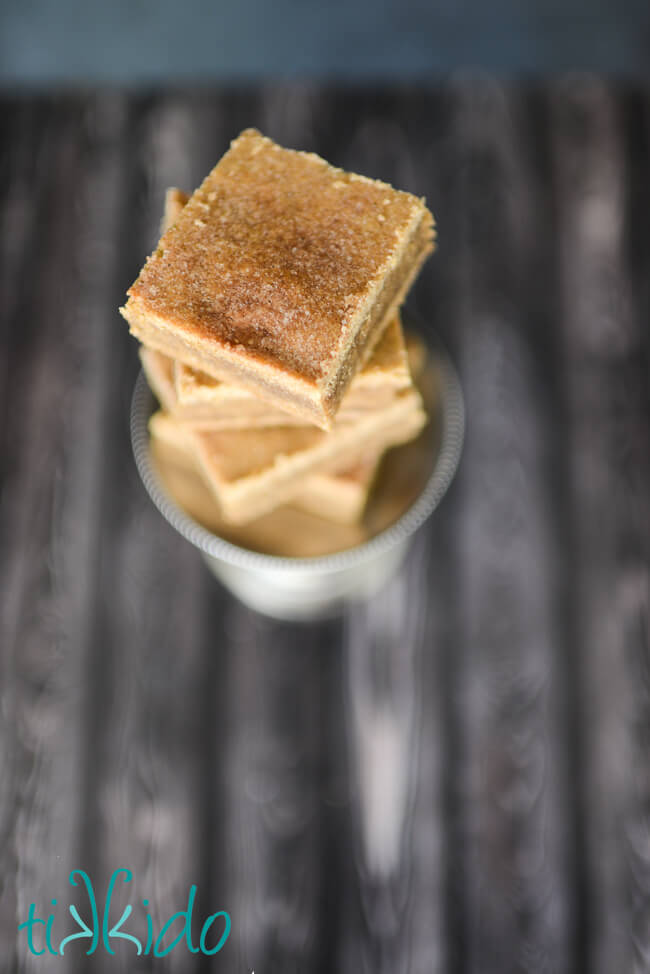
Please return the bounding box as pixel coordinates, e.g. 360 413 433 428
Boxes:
126 129 434 384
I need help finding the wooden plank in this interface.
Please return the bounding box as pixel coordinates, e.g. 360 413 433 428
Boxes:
0 97 54 971
78 93 230 974
215 602 338 973
0 94 127 970
549 77 650 974
306 88 456 974
447 80 574 973
333 532 448 974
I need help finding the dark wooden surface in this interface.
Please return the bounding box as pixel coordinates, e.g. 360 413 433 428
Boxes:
0 83 648 973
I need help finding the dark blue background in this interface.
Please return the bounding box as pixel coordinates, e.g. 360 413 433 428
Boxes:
1 0 649 83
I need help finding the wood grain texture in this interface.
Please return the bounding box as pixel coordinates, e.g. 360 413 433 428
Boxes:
218 604 336 974
0 84 648 973
80 93 231 974
0 94 127 972
337 532 448 974
550 77 650 974
450 80 573 974
0 99 54 973
315 89 454 974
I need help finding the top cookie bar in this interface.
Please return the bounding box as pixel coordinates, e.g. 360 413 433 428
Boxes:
121 129 435 428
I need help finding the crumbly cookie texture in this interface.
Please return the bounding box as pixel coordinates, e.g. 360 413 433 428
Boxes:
121 129 434 428
173 313 411 407
140 315 413 430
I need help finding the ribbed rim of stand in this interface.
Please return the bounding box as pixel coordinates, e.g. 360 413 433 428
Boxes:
131 310 464 576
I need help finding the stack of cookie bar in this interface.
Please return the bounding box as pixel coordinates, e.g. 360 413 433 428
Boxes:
121 130 435 552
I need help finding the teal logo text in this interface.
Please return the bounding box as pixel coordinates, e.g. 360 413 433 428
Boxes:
18 869 231 958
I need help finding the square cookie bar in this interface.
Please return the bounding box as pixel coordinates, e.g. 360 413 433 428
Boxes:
122 130 434 428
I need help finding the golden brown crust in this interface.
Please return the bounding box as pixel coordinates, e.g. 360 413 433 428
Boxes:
122 129 434 423
172 315 410 411
124 216 432 428
140 318 420 435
